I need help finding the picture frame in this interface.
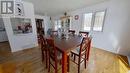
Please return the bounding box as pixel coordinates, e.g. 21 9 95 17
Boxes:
10 18 32 35
15 2 24 16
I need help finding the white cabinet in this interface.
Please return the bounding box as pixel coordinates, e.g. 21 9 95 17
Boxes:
0 31 8 42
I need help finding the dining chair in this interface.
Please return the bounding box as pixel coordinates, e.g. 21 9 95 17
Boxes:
70 37 92 73
79 31 89 37
37 34 41 44
39 34 48 68
69 30 75 35
46 38 62 73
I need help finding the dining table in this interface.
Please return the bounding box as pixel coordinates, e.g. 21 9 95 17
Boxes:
44 34 83 73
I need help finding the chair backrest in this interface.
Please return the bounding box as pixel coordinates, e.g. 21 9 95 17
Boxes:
46 38 57 61
86 37 92 61
39 34 47 49
79 37 92 61
79 31 89 37
69 30 75 35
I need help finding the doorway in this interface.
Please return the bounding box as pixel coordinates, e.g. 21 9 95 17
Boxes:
35 19 44 43
36 19 44 35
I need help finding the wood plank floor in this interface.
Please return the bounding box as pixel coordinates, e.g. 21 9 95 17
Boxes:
0 42 11 54
0 42 126 73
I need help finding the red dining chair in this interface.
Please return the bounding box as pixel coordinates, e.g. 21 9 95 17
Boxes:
46 38 62 73
70 37 92 73
79 31 89 37
69 30 75 35
39 34 48 68
46 38 70 73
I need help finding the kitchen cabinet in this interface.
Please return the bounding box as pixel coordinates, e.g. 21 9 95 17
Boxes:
0 31 8 42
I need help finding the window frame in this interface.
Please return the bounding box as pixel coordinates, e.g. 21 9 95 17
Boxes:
83 12 93 32
82 9 107 32
92 10 106 32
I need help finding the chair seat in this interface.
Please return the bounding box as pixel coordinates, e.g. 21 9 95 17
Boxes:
57 52 62 60
71 47 80 55
50 50 62 61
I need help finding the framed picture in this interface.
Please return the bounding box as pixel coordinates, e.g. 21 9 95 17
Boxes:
10 18 32 35
15 2 24 16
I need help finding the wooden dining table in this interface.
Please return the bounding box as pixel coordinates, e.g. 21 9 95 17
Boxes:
44 34 83 73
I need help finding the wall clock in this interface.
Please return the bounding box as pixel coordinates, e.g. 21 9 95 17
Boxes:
74 15 79 20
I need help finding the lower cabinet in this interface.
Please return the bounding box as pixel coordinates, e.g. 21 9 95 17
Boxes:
0 31 8 42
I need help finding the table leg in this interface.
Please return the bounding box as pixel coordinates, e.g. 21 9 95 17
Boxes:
62 52 67 73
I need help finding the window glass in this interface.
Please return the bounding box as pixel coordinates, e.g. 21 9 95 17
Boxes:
83 13 93 31
93 11 105 31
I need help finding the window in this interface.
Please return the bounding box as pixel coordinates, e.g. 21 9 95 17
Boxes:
57 20 61 28
93 11 105 31
54 20 61 30
54 21 58 30
83 10 106 32
83 13 93 31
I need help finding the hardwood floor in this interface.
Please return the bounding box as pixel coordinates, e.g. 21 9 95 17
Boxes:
0 42 11 56
0 43 128 73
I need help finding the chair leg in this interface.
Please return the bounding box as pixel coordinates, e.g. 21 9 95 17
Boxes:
84 55 87 69
42 50 44 62
78 64 80 73
84 60 87 69
45 51 48 68
67 56 70 72
55 61 58 73
48 63 50 72
48 55 50 72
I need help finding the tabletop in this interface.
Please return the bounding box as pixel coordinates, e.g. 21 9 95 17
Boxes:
44 35 83 53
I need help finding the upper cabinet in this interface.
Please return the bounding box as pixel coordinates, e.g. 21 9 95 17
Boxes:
60 12 72 34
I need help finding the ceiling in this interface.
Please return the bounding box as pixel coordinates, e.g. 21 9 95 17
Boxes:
23 0 109 16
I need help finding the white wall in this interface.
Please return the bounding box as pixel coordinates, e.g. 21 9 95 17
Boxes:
52 0 130 56
35 15 44 19
2 2 38 52
44 16 52 35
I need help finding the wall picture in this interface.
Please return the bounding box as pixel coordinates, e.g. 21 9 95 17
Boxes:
15 2 24 16
10 18 32 34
